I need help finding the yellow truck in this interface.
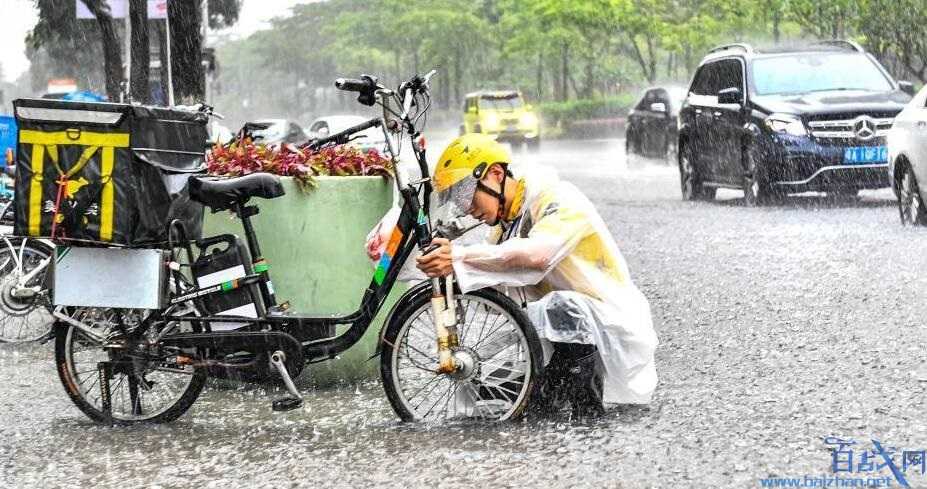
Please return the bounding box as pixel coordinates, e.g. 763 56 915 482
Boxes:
461 90 540 150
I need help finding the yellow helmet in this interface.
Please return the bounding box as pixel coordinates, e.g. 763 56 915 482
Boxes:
433 134 511 214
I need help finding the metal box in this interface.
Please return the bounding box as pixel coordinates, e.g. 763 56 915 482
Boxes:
53 247 168 309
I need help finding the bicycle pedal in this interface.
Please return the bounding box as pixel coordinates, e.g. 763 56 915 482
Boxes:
267 303 294 317
272 397 303 412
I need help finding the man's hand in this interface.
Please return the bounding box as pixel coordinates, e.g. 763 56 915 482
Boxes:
366 233 383 261
416 238 453 278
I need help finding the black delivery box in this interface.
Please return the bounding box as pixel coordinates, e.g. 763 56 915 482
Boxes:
12 98 208 245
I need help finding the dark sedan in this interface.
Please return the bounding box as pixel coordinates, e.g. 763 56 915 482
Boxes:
626 86 687 165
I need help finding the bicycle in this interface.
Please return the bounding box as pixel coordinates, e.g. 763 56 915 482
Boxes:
0 199 55 343
52 71 544 424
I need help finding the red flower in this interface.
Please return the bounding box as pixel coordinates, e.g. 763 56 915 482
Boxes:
206 140 394 192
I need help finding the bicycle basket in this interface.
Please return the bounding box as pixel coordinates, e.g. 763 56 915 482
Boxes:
12 99 207 246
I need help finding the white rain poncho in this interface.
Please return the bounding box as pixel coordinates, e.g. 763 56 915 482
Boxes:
367 164 658 405
448 165 658 404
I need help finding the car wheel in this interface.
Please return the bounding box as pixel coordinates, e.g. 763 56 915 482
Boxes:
679 144 715 201
664 139 678 166
459 124 466 136
527 137 540 153
898 165 927 226
743 152 776 206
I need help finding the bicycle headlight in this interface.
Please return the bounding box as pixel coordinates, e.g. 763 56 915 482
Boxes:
765 114 807 137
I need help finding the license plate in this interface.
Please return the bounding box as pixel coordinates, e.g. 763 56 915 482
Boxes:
843 146 887 164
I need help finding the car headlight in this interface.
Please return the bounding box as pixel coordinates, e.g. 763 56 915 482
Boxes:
484 113 498 129
765 114 807 137
520 113 538 127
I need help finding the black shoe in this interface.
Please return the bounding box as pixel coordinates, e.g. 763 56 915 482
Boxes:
568 351 605 419
531 343 602 417
530 361 572 416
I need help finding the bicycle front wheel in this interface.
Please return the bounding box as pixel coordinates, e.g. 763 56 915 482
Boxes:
0 237 54 343
380 287 543 422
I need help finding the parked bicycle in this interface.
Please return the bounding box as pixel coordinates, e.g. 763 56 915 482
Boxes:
52 71 543 424
0 199 55 343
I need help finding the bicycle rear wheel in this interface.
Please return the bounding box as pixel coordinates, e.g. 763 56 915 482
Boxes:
380 287 543 422
55 307 207 424
0 237 54 343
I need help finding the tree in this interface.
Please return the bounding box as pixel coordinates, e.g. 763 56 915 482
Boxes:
167 0 242 103
129 0 149 103
786 0 859 39
28 0 107 95
855 0 927 82
79 0 124 100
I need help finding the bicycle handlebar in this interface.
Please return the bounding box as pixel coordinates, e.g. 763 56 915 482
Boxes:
334 78 373 92
306 118 382 150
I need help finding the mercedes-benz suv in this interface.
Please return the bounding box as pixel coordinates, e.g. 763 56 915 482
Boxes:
678 41 915 204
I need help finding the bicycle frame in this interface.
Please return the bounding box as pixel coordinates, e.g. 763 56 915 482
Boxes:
159 71 446 365
159 184 427 363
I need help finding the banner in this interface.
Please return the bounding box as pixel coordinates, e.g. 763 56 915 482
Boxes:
76 0 167 20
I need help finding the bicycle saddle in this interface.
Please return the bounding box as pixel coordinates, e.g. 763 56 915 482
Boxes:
189 173 286 212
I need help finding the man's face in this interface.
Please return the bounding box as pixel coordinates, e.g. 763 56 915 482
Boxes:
467 175 503 226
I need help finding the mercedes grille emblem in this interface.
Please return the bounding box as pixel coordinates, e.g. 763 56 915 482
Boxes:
853 116 876 141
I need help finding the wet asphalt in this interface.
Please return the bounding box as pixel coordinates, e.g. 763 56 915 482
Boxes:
2 137 926 489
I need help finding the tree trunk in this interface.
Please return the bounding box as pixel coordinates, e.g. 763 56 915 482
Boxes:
772 7 781 44
560 42 569 101
453 48 462 106
535 51 543 100
168 0 204 103
82 0 123 101
582 59 594 98
154 21 169 105
646 37 657 84
129 0 150 103
439 57 450 109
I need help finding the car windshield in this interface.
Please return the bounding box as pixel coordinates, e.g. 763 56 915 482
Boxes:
751 53 894 96
479 96 522 110
252 121 287 141
325 117 366 133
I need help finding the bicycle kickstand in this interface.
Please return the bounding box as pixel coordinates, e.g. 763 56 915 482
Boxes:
269 351 304 412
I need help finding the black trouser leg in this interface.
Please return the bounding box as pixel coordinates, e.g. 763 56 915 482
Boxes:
533 343 604 417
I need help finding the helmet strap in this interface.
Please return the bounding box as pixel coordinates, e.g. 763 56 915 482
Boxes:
476 171 507 222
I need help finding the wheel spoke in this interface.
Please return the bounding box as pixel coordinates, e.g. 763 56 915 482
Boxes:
60 312 203 423
389 293 535 422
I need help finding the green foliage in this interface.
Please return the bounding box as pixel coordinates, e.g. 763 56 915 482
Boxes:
207 0 927 128
538 95 637 126
28 0 242 101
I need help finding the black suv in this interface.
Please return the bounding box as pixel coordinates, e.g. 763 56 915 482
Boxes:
678 41 915 204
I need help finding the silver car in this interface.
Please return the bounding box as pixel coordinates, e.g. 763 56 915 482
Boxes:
888 85 927 225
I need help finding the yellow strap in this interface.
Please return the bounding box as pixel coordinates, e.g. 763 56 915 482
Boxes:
19 129 129 148
100 146 115 241
63 146 100 179
28 145 44 236
46 144 58 168
21 129 127 241
44 143 91 179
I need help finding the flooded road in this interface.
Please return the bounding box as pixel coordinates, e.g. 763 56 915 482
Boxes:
3 137 926 488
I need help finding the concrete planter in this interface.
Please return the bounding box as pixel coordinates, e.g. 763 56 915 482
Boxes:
202 175 404 384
